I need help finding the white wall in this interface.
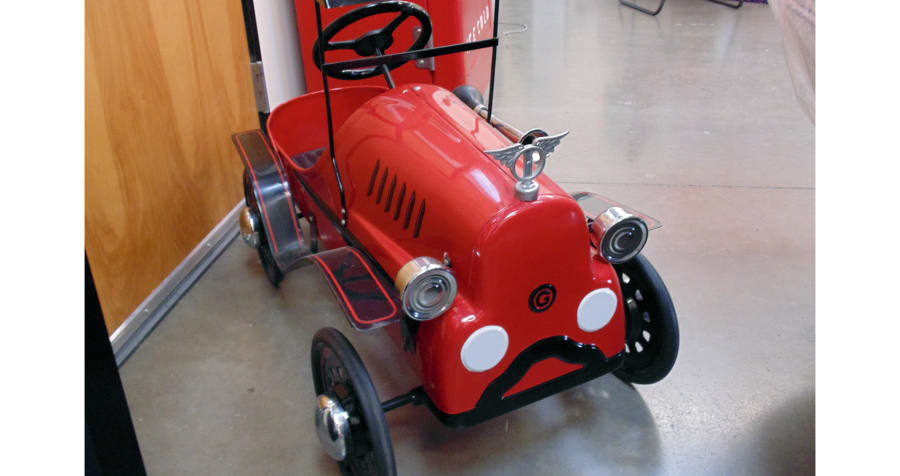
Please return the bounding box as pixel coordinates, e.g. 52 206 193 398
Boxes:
253 0 307 111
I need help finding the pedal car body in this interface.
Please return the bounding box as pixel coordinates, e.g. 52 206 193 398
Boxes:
232 1 678 474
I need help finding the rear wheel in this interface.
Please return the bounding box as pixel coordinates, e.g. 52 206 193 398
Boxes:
311 328 396 476
256 232 284 287
243 169 284 287
613 254 679 384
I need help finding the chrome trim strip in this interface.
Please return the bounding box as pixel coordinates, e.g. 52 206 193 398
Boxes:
110 201 242 366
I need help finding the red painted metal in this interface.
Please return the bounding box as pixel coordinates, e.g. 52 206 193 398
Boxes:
330 84 626 415
294 0 494 93
268 79 626 416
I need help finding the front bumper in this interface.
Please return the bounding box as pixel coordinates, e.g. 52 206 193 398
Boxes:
422 335 624 428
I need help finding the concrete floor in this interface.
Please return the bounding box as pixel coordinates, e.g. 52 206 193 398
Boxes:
120 1 814 474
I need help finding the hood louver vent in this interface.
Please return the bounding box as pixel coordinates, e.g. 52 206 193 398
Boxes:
393 183 406 220
375 167 389 204
367 160 380 196
384 175 397 212
367 161 426 238
403 191 416 229
413 199 426 238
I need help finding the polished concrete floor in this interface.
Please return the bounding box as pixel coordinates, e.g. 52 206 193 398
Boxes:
120 1 814 474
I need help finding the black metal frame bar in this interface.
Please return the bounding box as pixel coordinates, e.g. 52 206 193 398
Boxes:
322 38 498 73
239 0 270 132
314 2 348 224
486 0 501 122
373 47 396 89
381 386 427 413
619 0 742 17
313 0 502 226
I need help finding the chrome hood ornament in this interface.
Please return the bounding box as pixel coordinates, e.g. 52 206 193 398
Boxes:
484 131 569 201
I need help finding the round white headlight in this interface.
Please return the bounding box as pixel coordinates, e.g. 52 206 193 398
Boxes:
577 288 618 332
592 207 648 264
395 257 457 321
460 325 509 372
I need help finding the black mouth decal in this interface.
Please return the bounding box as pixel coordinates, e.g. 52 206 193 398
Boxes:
529 284 556 313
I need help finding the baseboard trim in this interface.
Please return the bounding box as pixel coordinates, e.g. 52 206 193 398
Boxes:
110 202 243 366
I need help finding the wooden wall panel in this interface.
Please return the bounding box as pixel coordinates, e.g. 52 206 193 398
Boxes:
86 0 259 333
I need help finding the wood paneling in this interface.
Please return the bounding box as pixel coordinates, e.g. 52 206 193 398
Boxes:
86 0 259 332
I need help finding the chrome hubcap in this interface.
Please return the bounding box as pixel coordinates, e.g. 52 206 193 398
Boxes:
239 207 261 249
315 393 351 461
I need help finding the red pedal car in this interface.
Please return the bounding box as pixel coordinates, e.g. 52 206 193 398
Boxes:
233 1 678 474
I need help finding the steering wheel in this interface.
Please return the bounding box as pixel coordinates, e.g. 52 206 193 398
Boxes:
312 1 433 81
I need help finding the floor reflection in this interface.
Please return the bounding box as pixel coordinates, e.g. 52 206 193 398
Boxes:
718 390 815 475
385 375 662 475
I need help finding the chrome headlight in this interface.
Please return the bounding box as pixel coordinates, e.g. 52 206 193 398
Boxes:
395 257 457 321
592 207 648 264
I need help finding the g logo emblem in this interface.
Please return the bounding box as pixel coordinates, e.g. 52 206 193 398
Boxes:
529 284 556 313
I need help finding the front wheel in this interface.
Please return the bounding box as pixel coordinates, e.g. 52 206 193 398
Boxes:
311 328 396 476
613 254 679 384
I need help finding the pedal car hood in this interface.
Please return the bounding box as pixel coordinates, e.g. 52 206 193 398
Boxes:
334 83 579 288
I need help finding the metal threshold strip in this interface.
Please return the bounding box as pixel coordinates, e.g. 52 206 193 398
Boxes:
109 202 242 366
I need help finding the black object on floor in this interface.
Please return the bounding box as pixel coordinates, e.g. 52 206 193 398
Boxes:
85 254 147 476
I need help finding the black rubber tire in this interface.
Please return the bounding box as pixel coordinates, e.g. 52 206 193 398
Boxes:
613 254 679 384
256 233 284 287
243 169 254 207
311 328 396 476
243 168 284 287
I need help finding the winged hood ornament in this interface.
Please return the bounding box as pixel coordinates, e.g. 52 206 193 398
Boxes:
484 131 569 201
